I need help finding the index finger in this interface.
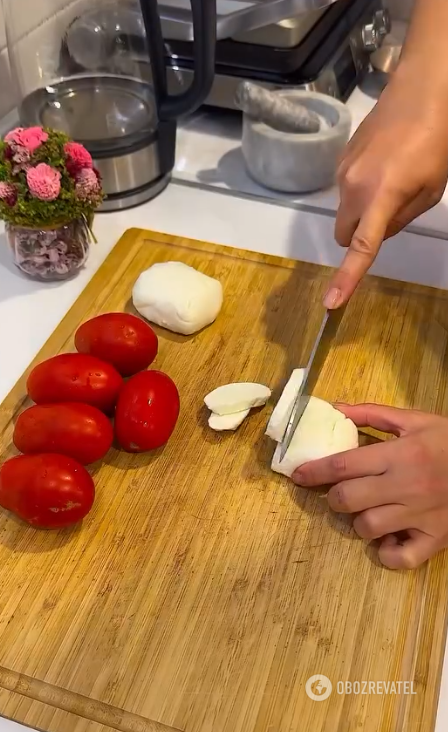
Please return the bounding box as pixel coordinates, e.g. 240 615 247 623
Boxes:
292 439 395 487
325 196 401 308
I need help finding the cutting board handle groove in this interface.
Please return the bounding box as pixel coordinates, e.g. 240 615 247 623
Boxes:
0 667 181 732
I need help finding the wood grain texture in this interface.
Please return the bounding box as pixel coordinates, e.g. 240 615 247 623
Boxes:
0 227 447 732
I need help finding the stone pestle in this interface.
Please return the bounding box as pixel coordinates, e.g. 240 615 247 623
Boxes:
234 80 322 134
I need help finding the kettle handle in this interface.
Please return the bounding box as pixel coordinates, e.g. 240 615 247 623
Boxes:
140 0 216 120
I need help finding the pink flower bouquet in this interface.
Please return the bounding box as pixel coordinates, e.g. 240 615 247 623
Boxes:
0 127 103 280
0 126 103 227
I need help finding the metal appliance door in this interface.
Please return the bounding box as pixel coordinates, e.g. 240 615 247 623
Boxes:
159 0 341 40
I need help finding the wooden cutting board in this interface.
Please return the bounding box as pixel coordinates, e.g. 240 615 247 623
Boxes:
0 228 448 732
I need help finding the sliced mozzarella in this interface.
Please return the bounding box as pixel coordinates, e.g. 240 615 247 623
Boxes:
204 382 271 416
208 409 250 431
265 368 305 442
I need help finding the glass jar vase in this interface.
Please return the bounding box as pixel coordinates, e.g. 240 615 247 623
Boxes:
6 218 90 281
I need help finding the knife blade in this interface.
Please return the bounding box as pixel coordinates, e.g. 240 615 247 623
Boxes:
279 305 347 461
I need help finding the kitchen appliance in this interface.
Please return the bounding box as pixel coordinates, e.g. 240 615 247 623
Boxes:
165 0 391 106
59 0 389 123
370 19 405 81
2 0 217 211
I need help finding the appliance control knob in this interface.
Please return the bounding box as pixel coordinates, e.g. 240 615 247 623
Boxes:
375 8 392 39
362 9 391 52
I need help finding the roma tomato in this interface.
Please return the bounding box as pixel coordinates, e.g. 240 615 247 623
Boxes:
75 313 158 377
0 454 95 529
27 353 123 414
13 403 113 465
115 370 180 452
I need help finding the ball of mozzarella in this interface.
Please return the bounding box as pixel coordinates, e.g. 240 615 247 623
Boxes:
132 261 223 336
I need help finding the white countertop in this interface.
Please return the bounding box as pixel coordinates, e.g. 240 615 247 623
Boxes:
2 80 448 731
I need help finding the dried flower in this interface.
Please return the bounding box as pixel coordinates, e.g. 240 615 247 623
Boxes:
12 147 31 174
64 142 93 177
0 182 17 207
4 128 21 144
75 168 100 201
27 163 61 201
5 126 48 153
0 127 103 228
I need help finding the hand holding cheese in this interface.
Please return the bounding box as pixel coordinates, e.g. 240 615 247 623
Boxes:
266 369 358 478
132 261 223 335
294 404 448 570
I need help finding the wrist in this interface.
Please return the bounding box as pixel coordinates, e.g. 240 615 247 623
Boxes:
389 58 448 109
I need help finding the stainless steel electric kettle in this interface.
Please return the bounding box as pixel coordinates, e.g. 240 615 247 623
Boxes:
2 0 217 211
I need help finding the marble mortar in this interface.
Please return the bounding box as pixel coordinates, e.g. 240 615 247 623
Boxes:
241 90 352 194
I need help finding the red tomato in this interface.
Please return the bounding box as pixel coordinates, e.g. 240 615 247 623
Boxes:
115 370 180 452
13 403 113 465
27 353 123 414
74 313 158 377
0 454 95 529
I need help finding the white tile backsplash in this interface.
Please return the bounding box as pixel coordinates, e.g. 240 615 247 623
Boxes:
10 1 89 97
2 0 82 45
0 7 6 50
0 47 14 112
0 6 12 117
0 0 90 119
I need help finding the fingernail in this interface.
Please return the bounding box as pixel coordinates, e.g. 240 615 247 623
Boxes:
292 469 304 485
323 287 342 309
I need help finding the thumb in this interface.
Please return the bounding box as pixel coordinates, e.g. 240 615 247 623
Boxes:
334 403 427 437
325 195 401 309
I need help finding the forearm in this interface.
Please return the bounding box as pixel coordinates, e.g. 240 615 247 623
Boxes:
394 0 448 95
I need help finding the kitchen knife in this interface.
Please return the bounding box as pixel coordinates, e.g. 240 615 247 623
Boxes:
279 305 347 461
